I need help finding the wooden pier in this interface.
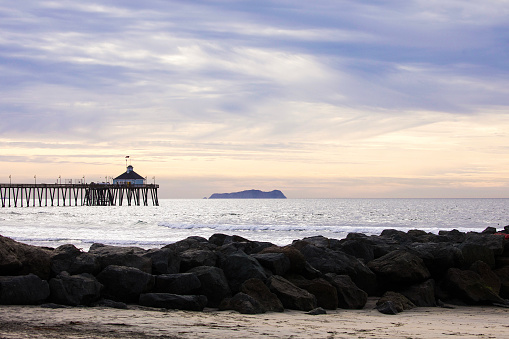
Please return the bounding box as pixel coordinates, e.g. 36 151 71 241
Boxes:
0 183 159 207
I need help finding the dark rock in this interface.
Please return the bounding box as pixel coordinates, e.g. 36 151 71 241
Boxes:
219 292 265 314
438 229 466 243
445 268 504 304
288 276 338 310
0 274 50 305
368 250 430 288
267 275 317 311
49 272 102 306
376 301 399 315
325 273 367 309
180 248 217 272
0 235 52 280
143 248 180 275
92 299 128 309
163 236 215 253
299 236 342 250
240 278 284 312
306 307 327 315
465 233 505 256
51 244 100 276
400 279 436 307
251 253 291 276
411 243 464 277
155 273 201 294
459 243 495 268
187 266 231 307
338 237 375 263
380 229 413 244
218 250 267 293
482 227 497 234
377 291 415 312
139 293 207 311
209 234 251 246
294 242 376 294
208 189 286 199
89 244 152 273
96 265 154 303
469 261 501 295
260 245 308 275
494 266 509 298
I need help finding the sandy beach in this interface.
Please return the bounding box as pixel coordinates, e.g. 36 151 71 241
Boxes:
1 299 508 339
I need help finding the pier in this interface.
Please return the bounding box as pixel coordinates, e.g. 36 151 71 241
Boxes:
0 183 159 207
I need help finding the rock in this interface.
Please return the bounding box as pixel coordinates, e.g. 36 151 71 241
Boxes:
288 276 338 310
376 301 399 315
368 250 430 289
251 253 291 276
179 248 217 272
306 307 327 315
494 266 509 298
267 275 317 311
0 235 52 280
325 273 368 309
338 237 375 263
139 293 207 311
187 266 231 307
445 268 504 304
438 229 466 243
51 244 100 276
400 279 436 307
0 274 50 305
164 236 214 253
377 291 415 312
465 233 505 256
219 292 265 314
459 243 495 268
208 189 286 199
294 242 376 294
49 272 102 306
260 245 308 276
143 248 180 275
92 299 128 309
209 234 250 247
96 265 154 303
380 229 413 244
155 273 201 294
482 227 497 234
240 278 284 312
299 236 342 250
89 244 152 273
411 243 463 277
218 251 267 293
469 261 501 295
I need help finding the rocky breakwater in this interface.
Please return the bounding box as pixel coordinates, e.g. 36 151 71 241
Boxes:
1 226 509 315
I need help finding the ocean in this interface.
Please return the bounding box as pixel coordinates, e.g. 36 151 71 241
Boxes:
0 198 508 251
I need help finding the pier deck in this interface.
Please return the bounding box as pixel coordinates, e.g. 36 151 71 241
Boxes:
0 183 159 207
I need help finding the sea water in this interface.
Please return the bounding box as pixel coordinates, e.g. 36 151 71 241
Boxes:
0 199 508 250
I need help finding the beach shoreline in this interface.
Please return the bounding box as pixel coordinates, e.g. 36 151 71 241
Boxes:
1 299 508 339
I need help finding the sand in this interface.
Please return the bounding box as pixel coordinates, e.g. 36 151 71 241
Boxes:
0 299 508 339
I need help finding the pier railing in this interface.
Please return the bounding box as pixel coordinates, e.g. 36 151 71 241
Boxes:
0 183 159 207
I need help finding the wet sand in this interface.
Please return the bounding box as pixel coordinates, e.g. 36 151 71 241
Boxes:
1 298 508 339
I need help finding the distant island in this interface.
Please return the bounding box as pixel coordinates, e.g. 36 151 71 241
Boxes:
208 189 287 199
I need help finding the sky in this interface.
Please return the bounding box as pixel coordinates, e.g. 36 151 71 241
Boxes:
1 1 509 198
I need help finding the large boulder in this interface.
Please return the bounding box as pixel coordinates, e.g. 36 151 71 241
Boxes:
368 250 430 289
325 273 367 309
0 235 52 280
89 244 152 273
494 266 509 298
240 278 284 312
260 246 308 276
469 261 501 295
187 266 231 307
51 244 100 276
218 251 267 293
458 243 495 269
465 233 506 256
164 236 215 253
0 274 50 305
251 253 291 276
139 293 207 311
96 265 154 303
267 275 317 311
49 272 102 306
143 248 180 275
411 243 464 277
444 268 504 304
400 279 436 307
219 292 266 314
155 273 201 294
295 242 376 294
288 276 338 310
179 248 217 272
